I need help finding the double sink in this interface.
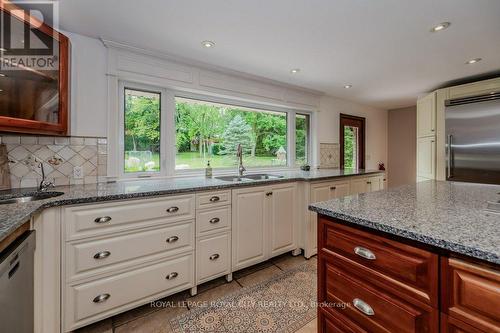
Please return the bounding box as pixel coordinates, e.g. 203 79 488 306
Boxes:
215 173 284 182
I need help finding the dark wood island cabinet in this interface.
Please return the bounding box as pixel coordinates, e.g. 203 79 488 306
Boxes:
317 215 500 333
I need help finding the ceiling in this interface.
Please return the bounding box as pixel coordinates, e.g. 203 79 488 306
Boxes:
55 0 500 109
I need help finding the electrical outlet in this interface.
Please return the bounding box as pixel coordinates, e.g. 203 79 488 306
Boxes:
73 166 83 179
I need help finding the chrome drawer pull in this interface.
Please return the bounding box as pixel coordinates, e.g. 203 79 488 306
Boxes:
353 298 374 316
93 251 111 259
209 196 220 202
209 254 220 261
94 216 112 223
166 206 179 213
209 217 220 224
166 236 179 243
166 272 178 280
93 293 110 303
354 246 376 260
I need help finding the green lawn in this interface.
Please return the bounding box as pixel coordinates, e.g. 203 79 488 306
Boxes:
124 151 285 173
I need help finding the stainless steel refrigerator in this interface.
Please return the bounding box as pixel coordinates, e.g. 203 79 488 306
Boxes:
445 91 500 185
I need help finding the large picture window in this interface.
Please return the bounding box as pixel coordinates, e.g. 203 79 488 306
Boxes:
119 82 312 177
175 97 288 170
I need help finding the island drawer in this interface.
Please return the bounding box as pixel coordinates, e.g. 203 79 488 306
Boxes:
320 219 438 307
196 190 231 209
318 307 366 333
65 222 194 281
64 194 195 240
441 258 500 333
196 206 231 235
320 255 438 333
441 314 487 333
64 253 193 331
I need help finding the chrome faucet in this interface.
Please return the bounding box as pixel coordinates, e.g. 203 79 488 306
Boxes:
38 162 54 191
236 144 246 176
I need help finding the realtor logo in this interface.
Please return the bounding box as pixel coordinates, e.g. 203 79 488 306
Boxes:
0 1 59 70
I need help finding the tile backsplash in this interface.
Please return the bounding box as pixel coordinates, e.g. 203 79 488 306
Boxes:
319 143 340 168
0 134 107 188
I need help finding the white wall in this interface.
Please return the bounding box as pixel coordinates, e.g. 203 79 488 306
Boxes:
65 31 108 137
316 96 388 170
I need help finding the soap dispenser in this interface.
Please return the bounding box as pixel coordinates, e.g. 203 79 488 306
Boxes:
205 160 213 178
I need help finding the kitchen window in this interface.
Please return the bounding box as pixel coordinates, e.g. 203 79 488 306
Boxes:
118 82 312 177
175 97 288 170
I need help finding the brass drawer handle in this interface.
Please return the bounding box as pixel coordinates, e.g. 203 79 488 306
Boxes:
354 246 376 260
166 272 178 280
353 298 374 316
209 217 220 224
93 251 111 259
209 253 220 261
166 236 179 243
93 293 110 303
166 206 179 213
94 216 112 223
330 186 337 190
209 196 220 202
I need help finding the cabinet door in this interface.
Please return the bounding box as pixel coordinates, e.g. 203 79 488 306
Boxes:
309 183 334 255
350 178 368 194
417 136 436 179
269 183 297 256
231 186 269 271
417 92 436 137
367 176 383 192
330 181 351 198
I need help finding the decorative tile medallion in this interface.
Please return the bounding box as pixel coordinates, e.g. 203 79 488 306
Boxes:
319 143 340 168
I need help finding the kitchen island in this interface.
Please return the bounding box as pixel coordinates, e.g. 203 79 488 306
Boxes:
309 180 500 333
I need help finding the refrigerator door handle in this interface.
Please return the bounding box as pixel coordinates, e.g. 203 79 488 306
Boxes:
447 134 453 179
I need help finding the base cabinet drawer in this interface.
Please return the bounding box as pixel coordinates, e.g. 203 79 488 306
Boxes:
321 220 438 306
65 195 195 240
321 257 438 333
196 233 231 283
66 222 194 280
196 206 231 235
196 190 231 209
64 254 194 331
441 258 500 333
319 308 367 333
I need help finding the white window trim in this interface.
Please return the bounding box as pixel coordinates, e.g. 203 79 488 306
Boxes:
116 82 314 179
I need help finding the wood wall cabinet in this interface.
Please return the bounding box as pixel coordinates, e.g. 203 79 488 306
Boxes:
232 183 297 271
0 2 70 135
317 215 500 333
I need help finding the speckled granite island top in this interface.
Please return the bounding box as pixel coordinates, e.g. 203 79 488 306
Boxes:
309 181 500 265
0 169 382 244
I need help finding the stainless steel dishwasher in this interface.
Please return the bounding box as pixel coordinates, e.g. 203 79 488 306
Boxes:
0 231 35 333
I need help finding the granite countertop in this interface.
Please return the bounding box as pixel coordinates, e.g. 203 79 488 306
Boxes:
0 169 382 244
309 180 500 265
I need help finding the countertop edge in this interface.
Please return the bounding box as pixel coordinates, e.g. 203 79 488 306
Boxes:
309 205 500 266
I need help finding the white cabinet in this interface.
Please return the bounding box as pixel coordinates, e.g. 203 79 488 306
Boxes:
269 183 297 256
367 175 384 192
231 183 297 271
416 92 437 180
350 178 368 194
417 136 436 180
417 92 436 138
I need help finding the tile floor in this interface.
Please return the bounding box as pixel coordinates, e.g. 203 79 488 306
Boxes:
75 253 317 333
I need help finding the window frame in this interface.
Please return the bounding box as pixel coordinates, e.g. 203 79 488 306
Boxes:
339 113 366 170
118 81 169 178
295 112 311 166
118 82 313 178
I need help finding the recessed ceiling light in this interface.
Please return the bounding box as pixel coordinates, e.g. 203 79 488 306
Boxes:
201 40 215 48
344 84 353 89
465 58 482 64
0 89 3 92
290 68 300 74
431 22 450 32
